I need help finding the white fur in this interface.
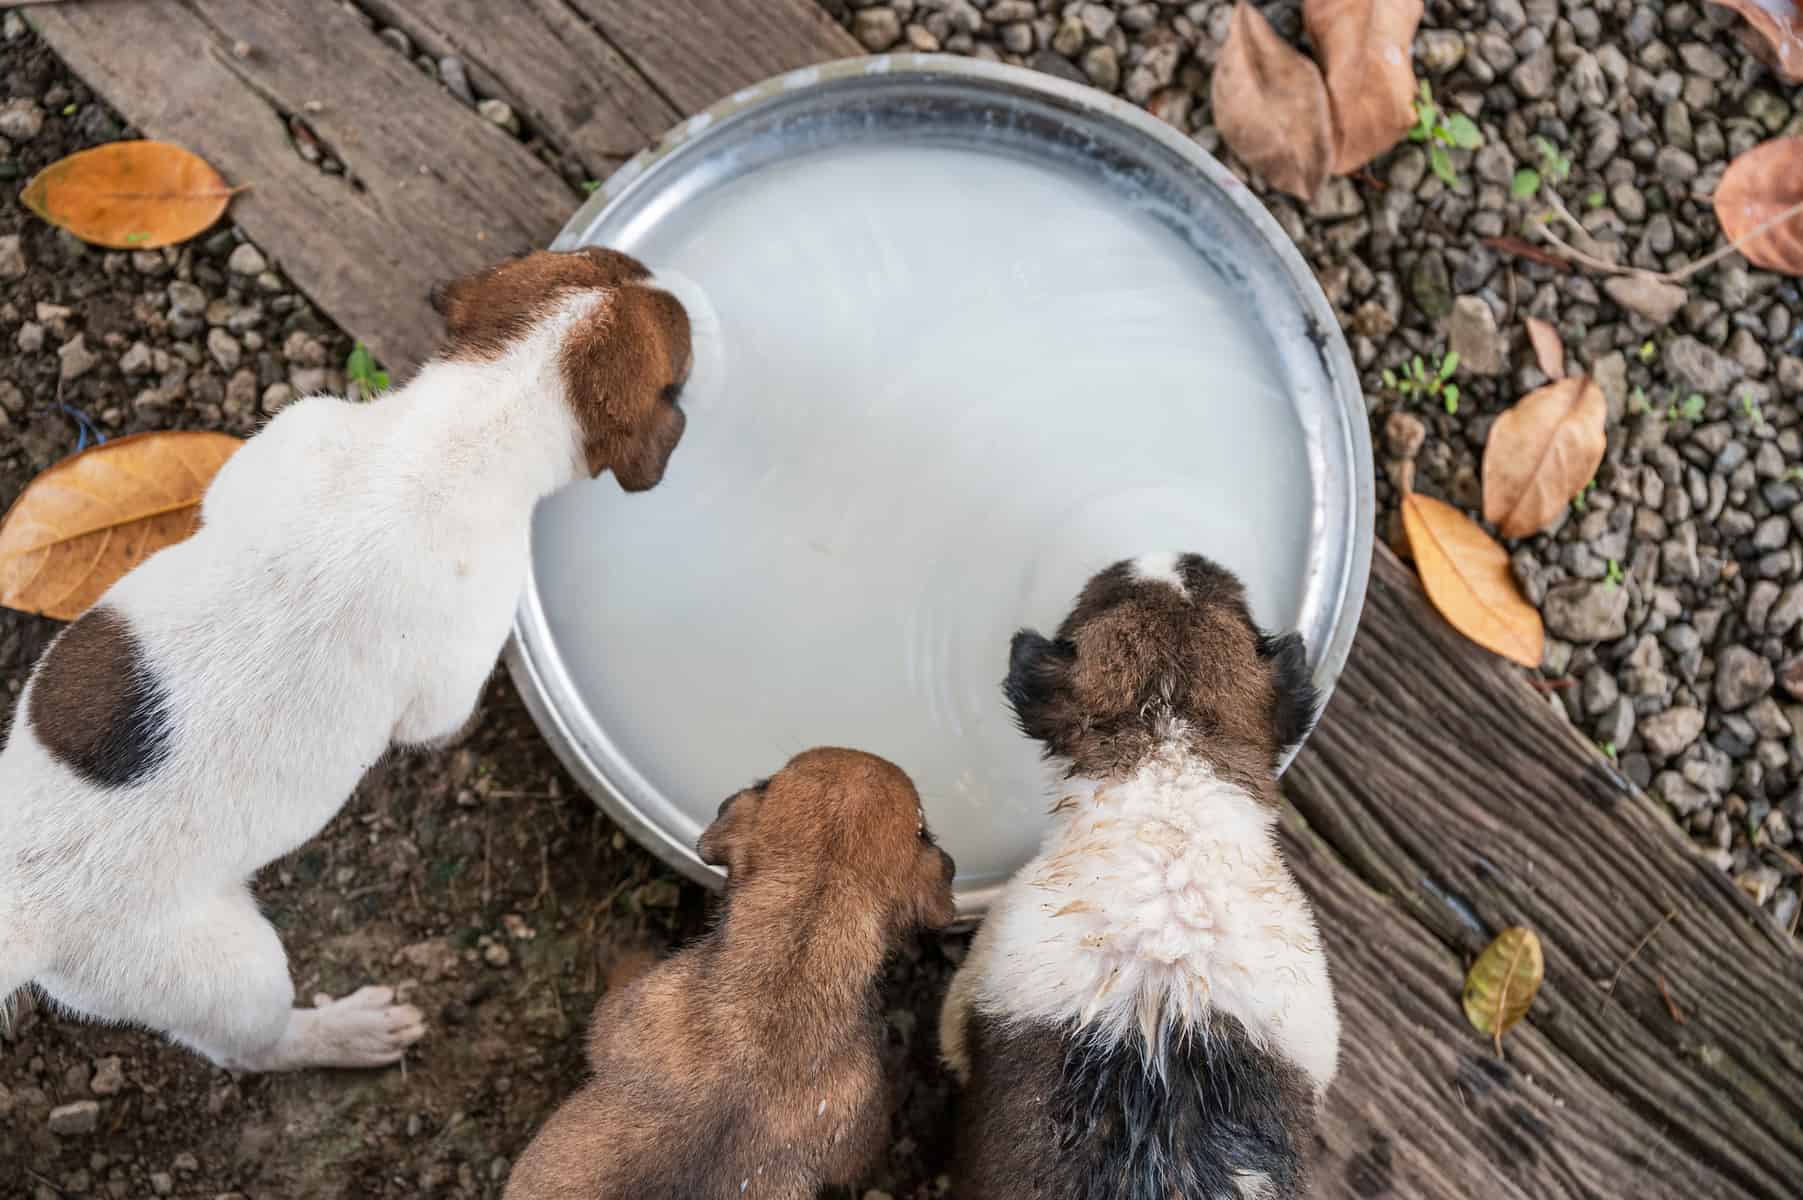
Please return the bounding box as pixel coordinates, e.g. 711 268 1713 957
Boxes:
1129 551 1187 594
941 741 1339 1091
0 295 609 1069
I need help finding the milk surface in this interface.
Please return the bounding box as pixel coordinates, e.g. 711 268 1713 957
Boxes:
534 145 1313 886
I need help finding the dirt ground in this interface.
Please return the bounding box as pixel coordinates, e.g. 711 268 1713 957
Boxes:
0 27 960 1200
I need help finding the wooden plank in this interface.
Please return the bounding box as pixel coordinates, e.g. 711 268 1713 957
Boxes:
29 0 575 376
1286 544 1803 1200
359 0 680 180
568 0 863 115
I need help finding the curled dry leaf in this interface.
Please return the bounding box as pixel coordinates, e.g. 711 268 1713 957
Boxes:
0 431 242 620
20 140 236 250
1709 0 1803 82
1714 137 1803 275
1212 2 1335 202
1523 316 1565 380
1400 492 1545 668
1303 0 1424 174
1482 377 1607 539
1462 926 1544 1055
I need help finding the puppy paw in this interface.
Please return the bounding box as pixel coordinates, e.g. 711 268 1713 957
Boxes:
279 985 426 1070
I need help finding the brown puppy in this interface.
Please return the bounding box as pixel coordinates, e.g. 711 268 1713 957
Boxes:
506 748 957 1200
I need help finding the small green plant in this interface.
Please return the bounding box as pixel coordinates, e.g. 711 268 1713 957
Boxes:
122 231 149 245
1586 190 1606 209
1787 465 1803 483
1410 82 1483 186
1638 340 1657 363
1597 739 1617 762
1571 479 1597 512
579 180 601 195
1742 390 1764 425
1627 386 1648 415
1604 558 1625 589
1383 350 1462 414
346 341 390 399
61 102 77 117
1512 137 1574 200
1668 393 1705 422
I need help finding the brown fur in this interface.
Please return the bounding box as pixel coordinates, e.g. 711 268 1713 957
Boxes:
430 247 691 488
28 606 172 788
1005 556 1320 800
505 749 957 1200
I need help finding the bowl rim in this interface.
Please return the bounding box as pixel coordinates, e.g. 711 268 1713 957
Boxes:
507 53 1375 922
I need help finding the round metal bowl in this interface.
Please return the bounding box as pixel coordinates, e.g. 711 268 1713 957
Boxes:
505 54 1374 921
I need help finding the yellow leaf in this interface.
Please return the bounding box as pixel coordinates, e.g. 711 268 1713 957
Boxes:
1211 2 1335 202
0 431 242 620
1401 492 1545 668
1481 377 1607 539
1463 926 1544 1055
1303 0 1424 175
20 140 238 250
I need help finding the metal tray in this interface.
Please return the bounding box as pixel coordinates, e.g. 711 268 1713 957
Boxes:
505 55 1374 920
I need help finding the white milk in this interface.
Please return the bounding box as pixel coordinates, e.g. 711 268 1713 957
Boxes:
534 145 1312 886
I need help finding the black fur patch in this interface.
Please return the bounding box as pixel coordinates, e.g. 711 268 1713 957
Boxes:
1003 630 1077 743
956 1011 1315 1199
1258 631 1321 751
27 606 173 788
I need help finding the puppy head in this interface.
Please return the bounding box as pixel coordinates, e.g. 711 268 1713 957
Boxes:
1005 553 1319 782
698 748 958 934
430 246 692 489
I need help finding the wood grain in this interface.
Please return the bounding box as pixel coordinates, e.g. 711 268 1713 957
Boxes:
31 0 574 376
359 0 679 180
1286 544 1803 1199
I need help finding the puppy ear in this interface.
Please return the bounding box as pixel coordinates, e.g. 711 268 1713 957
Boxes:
1258 632 1320 751
1004 630 1079 750
697 790 759 875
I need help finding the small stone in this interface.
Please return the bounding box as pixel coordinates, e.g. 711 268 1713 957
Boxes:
290 366 328 394
0 98 43 140
1082 44 1120 92
88 1057 125 1097
1666 335 1741 394
1001 22 1036 56
1679 43 1730 81
1448 296 1503 376
16 322 44 353
1770 584 1803 638
1604 275 1686 325
477 98 521 135
1078 3 1116 40
1642 707 1706 759
119 340 154 375
1511 44 1556 99
226 243 267 276
208 327 242 372
226 368 259 414
1582 666 1619 716
150 1173 174 1197
1051 15 1085 56
1418 30 1465 73
1737 866 1781 907
58 334 98 382
1653 770 1711 815
439 56 475 104
1715 646 1775 711
639 879 682 909
481 940 511 968
854 8 902 51
261 382 296 414
168 280 207 317
282 330 327 366
1383 410 1426 460
48 1100 100 1136
0 234 25 280
1407 253 1453 319
1542 580 1629 642
1779 657 1803 701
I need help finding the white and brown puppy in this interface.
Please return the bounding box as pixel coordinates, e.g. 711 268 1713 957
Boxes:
940 553 1338 1200
0 247 692 1071
506 748 958 1200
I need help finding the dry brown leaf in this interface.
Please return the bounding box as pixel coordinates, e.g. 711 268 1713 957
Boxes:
1462 926 1544 1055
1710 0 1803 82
1523 316 1565 380
1303 0 1424 174
1714 137 1803 275
1482 377 1606 540
1400 492 1545 668
0 431 242 620
1212 2 1335 202
20 140 236 250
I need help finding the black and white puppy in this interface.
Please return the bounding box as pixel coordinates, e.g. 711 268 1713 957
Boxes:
939 553 1338 1200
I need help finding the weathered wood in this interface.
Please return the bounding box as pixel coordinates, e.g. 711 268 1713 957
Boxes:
1285 544 1803 1200
30 0 574 376
358 0 679 180
566 0 863 114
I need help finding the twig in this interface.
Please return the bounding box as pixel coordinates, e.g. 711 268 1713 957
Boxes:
1527 676 1578 693
1656 974 1688 1025
1601 908 1677 1009
1767 844 1803 877
1532 192 1803 285
481 813 493 906
1482 235 1571 270
24 1170 64 1196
